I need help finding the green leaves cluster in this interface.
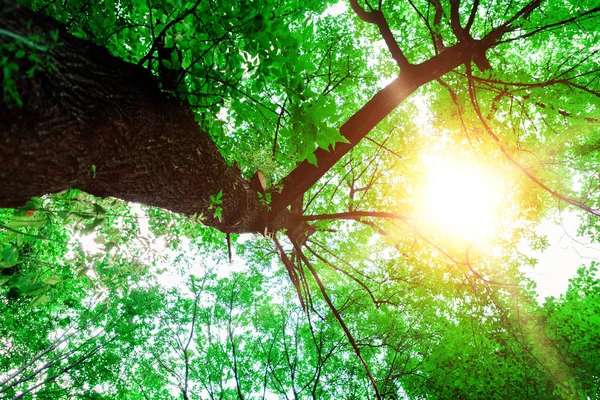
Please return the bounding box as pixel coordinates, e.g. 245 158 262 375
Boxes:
21 0 375 174
0 190 160 307
0 24 57 107
208 190 223 222
2 227 599 399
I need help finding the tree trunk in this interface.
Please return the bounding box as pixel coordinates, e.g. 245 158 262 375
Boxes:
0 3 273 234
0 2 502 235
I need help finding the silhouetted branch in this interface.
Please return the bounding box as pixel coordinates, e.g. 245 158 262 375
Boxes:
292 242 382 400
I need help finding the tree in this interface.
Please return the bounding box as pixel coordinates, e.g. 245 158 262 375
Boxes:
2 0 600 398
0 284 165 399
542 263 600 398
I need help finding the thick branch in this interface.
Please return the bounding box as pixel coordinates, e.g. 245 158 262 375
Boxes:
427 0 446 52
449 0 467 41
464 0 480 34
271 0 552 213
348 0 377 23
0 3 270 234
271 38 500 214
301 211 411 222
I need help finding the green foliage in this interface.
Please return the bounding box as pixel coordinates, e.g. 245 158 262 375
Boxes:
0 22 57 107
20 0 375 172
543 264 600 399
3 0 600 398
208 190 223 222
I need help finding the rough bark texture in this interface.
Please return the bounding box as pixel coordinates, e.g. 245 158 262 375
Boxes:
1 2 502 236
0 2 273 234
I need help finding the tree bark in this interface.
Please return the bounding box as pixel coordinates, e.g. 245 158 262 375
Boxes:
0 2 505 235
0 2 273 234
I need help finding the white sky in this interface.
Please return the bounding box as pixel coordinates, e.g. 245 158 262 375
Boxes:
523 211 600 302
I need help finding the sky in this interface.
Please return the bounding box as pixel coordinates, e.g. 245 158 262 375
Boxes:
142 211 600 304
523 211 600 302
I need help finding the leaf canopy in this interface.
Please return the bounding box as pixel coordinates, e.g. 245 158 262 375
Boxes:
2 0 600 398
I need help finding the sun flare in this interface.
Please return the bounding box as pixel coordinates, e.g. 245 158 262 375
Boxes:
418 157 503 239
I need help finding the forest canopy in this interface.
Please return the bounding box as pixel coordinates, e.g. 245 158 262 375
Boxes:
1 0 600 398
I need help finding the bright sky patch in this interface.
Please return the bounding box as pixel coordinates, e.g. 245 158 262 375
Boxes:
418 156 503 240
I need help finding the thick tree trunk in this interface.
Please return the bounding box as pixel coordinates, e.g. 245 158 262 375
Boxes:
0 3 503 236
0 3 277 234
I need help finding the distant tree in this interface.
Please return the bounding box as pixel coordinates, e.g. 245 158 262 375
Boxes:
542 264 600 398
0 286 164 399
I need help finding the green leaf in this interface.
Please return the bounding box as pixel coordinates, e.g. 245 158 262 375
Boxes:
57 210 69 219
0 246 18 268
82 217 105 233
213 207 223 222
21 283 48 297
210 190 223 206
170 50 180 70
6 214 46 229
306 152 318 166
162 59 172 70
182 51 191 69
42 275 61 285
29 294 50 307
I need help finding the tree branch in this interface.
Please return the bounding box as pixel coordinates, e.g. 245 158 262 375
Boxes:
270 38 490 215
273 237 307 312
448 0 467 41
301 211 411 222
349 0 411 70
491 0 544 38
137 0 203 67
427 0 446 52
304 244 380 306
365 136 404 160
497 6 600 45
465 68 600 218
464 0 480 34
292 242 382 400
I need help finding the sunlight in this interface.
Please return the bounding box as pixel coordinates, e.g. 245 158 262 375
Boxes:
418 156 503 240
321 0 347 17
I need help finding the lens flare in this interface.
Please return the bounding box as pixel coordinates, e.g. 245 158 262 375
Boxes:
418 157 503 239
